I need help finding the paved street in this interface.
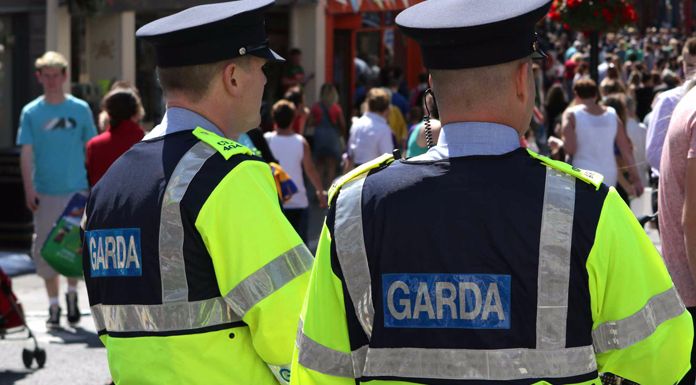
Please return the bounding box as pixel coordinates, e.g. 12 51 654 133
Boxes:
0 276 109 385
0 197 658 385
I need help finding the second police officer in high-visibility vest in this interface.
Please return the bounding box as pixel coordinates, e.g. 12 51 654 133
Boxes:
291 1 693 384
82 1 312 384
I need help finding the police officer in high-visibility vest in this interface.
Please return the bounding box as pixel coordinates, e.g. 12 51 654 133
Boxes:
290 1 693 384
82 1 312 384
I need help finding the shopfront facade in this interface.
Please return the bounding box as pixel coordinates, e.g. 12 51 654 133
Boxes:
323 0 423 115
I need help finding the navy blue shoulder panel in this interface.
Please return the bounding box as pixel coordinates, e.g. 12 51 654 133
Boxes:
180 152 263 301
84 131 197 306
327 148 608 385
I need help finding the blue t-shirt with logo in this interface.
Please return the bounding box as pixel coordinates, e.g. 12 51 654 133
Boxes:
16 95 97 195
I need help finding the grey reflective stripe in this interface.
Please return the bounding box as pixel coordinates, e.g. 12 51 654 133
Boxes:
91 296 241 333
362 345 596 380
334 174 374 338
159 141 217 303
593 286 686 353
296 323 366 378
536 167 576 349
92 304 106 331
225 244 313 316
296 330 597 380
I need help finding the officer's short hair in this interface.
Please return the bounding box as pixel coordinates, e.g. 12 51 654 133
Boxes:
573 78 598 99
366 87 390 114
157 56 250 102
272 99 296 129
35 51 68 74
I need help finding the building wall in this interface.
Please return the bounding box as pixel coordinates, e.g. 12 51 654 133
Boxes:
85 11 136 89
290 1 325 106
46 0 70 62
0 3 46 148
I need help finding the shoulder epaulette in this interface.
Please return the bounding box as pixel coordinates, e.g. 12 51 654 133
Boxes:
328 153 396 203
526 149 603 190
192 127 252 160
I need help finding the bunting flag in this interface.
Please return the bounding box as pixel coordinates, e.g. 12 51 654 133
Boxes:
350 0 362 12
373 0 384 9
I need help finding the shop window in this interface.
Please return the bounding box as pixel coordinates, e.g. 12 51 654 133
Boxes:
362 12 381 28
384 11 396 26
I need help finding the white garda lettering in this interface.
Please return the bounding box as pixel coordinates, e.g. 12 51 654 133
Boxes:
435 282 458 320
387 280 411 320
459 282 482 320
89 237 97 271
126 235 141 269
96 237 106 270
105 236 117 269
116 236 127 269
482 282 505 321
413 282 435 319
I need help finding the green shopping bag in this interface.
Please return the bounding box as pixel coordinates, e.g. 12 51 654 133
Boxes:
40 193 87 277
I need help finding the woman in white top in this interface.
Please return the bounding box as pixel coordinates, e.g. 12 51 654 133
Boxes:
562 78 643 195
265 100 327 242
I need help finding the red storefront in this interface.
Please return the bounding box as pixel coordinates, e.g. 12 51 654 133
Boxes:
324 0 424 114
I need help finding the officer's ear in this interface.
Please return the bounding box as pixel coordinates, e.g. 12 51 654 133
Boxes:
222 60 241 97
515 59 531 103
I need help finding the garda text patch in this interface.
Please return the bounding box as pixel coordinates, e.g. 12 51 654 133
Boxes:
382 274 511 329
86 228 142 277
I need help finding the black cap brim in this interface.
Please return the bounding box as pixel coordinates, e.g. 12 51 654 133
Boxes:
249 47 285 62
531 50 547 60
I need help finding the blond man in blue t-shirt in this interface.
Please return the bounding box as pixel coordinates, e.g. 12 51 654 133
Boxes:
16 51 97 329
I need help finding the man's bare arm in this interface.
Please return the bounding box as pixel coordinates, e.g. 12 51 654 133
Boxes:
20 144 38 211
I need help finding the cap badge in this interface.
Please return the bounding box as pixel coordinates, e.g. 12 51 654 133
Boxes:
239 47 247 55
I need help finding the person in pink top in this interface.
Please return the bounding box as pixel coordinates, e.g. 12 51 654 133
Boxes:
658 80 696 385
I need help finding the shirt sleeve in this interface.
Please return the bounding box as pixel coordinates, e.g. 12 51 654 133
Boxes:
195 160 311 378
16 107 33 146
378 126 394 155
645 96 674 171
331 104 343 126
81 105 98 143
587 187 692 384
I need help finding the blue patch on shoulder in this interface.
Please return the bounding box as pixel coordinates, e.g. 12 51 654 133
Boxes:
86 228 142 277
382 273 511 329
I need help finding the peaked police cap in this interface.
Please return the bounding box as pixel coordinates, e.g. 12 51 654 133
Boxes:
395 0 551 69
136 0 284 68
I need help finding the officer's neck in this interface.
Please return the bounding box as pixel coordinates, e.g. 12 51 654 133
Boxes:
440 116 526 136
166 98 231 138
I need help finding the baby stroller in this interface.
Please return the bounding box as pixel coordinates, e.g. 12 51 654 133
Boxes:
0 266 46 369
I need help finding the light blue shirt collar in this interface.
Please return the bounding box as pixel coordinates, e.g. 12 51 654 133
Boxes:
411 122 521 161
143 107 225 140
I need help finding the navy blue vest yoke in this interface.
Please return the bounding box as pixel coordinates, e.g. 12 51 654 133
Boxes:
327 148 609 385
83 130 258 318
